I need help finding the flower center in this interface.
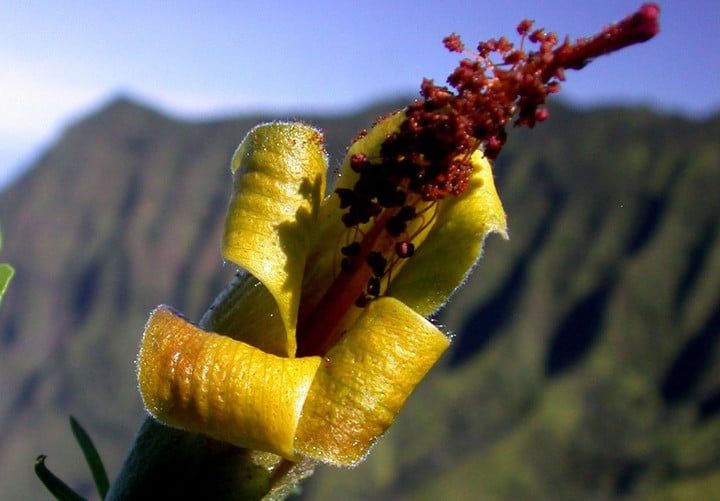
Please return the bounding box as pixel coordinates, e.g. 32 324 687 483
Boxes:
296 190 436 357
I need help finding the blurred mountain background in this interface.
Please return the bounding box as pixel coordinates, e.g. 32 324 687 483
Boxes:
0 96 719 500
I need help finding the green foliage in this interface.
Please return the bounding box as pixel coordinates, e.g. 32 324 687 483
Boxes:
35 417 109 500
70 416 110 499
0 226 13 305
34 456 86 501
646 470 720 500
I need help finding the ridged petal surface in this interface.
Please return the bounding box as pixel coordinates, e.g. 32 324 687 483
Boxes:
138 306 321 459
294 297 449 465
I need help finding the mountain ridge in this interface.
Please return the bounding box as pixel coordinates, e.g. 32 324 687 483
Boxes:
0 97 719 499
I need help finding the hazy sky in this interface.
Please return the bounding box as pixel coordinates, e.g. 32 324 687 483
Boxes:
1 0 718 188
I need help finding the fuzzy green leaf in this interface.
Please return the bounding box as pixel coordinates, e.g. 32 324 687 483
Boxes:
0 225 12 305
70 416 110 499
0 263 12 304
35 455 87 501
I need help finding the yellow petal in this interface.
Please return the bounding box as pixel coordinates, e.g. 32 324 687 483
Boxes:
201 271 289 358
391 150 507 316
222 123 327 357
138 306 321 459
294 297 449 465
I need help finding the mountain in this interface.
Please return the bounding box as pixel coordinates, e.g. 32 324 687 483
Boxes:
0 97 718 500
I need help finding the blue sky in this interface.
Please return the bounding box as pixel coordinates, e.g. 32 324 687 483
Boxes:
1 0 718 188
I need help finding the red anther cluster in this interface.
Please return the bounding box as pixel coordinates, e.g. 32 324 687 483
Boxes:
335 4 659 302
442 33 465 53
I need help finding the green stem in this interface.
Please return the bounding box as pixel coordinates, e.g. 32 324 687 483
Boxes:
107 272 311 500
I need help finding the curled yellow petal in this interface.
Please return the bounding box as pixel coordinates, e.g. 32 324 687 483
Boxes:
294 297 449 465
138 306 321 459
222 123 327 356
391 150 507 316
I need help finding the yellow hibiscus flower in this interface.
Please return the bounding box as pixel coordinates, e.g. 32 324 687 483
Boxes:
137 114 506 465
134 2 659 472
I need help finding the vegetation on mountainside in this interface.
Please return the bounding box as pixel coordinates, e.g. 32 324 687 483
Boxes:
2 99 718 499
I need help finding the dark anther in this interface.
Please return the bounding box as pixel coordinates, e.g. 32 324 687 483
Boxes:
367 277 381 296
395 241 415 258
341 212 359 228
353 178 374 198
350 153 370 173
378 188 407 208
397 205 417 222
341 242 361 256
386 216 406 237
385 204 416 236
366 252 387 277
340 257 357 274
352 201 381 224
354 294 370 308
335 188 355 209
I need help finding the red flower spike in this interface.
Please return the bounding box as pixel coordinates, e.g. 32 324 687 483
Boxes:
324 4 659 328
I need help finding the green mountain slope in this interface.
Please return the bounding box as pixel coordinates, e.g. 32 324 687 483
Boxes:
0 98 718 499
